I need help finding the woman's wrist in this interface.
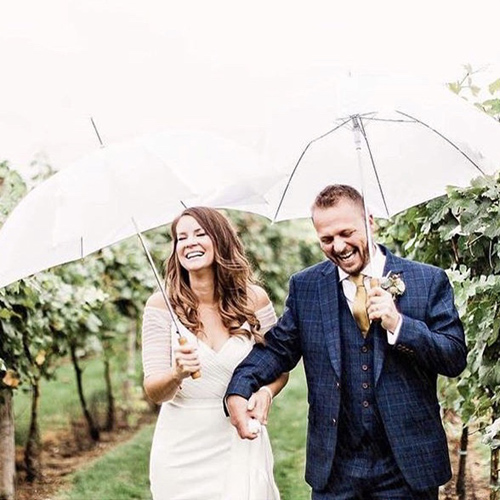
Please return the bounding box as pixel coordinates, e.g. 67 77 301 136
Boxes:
171 368 184 388
258 386 273 403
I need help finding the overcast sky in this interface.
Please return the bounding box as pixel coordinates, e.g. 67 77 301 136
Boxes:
1 0 499 174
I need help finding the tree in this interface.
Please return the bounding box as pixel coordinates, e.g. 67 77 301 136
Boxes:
228 211 323 312
377 69 500 494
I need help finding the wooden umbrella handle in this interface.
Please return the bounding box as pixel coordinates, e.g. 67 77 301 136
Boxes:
178 336 201 379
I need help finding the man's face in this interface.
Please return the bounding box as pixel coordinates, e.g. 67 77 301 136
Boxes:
312 200 373 276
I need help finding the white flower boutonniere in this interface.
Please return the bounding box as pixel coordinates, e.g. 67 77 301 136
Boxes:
380 272 406 299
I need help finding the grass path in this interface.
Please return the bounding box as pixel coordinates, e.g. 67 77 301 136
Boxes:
54 425 154 500
17 359 492 500
53 364 311 500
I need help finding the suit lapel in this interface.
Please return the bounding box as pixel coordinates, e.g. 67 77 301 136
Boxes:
319 263 342 380
373 247 404 386
318 248 406 386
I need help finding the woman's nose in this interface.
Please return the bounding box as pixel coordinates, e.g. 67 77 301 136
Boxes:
185 235 197 246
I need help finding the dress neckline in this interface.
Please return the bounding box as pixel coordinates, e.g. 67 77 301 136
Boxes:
145 302 273 316
144 306 254 355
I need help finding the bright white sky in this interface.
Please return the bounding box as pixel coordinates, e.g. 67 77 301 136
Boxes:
1 0 499 174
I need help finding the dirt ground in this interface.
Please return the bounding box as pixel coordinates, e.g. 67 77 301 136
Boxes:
15 415 491 500
440 425 491 500
15 412 155 500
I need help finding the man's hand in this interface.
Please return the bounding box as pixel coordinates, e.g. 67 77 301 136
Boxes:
226 394 259 440
367 286 401 333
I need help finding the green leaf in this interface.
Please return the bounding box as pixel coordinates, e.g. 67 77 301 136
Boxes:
489 78 500 94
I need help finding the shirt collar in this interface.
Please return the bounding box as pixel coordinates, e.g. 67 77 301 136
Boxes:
338 244 386 282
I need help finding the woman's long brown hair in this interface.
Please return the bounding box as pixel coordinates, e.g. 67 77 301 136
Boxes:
165 207 263 342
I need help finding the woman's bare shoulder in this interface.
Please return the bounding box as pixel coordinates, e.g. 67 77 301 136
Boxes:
247 284 271 311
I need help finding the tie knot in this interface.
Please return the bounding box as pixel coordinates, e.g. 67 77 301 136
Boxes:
349 274 365 287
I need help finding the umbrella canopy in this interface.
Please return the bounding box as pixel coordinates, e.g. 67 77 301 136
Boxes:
3 2 498 179
0 129 280 288
260 74 500 221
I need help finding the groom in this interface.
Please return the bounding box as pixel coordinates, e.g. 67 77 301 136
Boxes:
226 184 467 499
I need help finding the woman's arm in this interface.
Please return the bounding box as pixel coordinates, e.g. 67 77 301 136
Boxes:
142 293 200 404
144 371 183 405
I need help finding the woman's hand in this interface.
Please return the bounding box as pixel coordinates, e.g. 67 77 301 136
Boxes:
247 387 273 425
173 343 201 380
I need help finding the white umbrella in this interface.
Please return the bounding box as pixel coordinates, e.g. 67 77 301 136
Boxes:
3 1 499 179
0 129 280 288
259 74 500 223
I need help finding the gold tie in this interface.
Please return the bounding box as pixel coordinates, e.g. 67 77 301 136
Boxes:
349 274 370 336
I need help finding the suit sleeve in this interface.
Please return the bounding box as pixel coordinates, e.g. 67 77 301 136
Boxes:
395 268 467 377
226 276 303 400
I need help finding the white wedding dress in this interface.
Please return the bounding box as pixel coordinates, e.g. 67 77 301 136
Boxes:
142 304 281 500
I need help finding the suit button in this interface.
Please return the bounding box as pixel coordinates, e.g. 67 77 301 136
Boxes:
332 418 337 426
362 382 369 389
362 401 369 408
361 345 368 353
361 364 368 371
336 382 340 389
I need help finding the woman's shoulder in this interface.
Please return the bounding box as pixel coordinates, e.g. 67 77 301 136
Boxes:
247 284 271 312
145 292 169 310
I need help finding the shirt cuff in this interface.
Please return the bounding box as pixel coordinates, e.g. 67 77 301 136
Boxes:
386 314 402 345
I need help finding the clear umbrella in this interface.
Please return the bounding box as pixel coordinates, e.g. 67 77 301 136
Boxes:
252 74 500 272
263 74 500 223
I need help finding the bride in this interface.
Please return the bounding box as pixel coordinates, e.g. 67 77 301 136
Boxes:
141 206 287 500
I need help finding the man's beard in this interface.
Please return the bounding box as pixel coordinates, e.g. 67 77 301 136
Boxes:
329 244 368 275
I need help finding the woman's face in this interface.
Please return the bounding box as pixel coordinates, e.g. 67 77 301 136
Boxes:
175 215 215 273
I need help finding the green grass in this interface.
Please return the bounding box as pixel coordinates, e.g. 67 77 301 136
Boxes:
54 424 155 500
268 363 311 500
51 364 311 500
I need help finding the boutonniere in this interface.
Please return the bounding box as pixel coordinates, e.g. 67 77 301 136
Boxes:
380 272 405 299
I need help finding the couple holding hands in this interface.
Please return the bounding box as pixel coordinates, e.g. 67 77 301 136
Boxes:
141 184 466 500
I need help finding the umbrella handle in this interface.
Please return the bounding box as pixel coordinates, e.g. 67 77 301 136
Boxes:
368 277 381 325
131 219 202 380
178 336 202 379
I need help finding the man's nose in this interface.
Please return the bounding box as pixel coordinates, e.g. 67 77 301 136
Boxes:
332 239 345 254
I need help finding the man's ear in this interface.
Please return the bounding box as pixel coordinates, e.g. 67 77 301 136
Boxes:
369 213 378 234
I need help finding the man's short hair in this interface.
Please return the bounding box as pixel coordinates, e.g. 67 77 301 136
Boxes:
312 184 364 212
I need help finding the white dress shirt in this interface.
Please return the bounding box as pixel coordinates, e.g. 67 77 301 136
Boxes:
338 244 401 344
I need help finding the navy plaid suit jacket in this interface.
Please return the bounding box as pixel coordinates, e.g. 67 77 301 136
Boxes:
226 246 467 491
